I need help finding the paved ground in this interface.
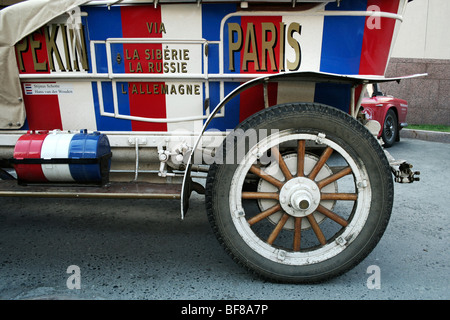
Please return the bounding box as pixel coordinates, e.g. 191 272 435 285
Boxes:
0 138 448 301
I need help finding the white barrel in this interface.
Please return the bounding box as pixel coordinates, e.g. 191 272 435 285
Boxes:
40 131 75 182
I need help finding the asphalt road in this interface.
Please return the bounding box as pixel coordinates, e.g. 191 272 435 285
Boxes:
0 138 448 301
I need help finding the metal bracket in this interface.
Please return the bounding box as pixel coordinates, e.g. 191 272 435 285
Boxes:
391 161 420 183
384 149 420 183
157 140 191 178
128 137 147 181
66 6 88 72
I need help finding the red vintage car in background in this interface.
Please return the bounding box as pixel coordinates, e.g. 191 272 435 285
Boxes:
361 83 408 147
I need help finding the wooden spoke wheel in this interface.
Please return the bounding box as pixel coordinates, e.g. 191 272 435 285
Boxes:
206 103 393 283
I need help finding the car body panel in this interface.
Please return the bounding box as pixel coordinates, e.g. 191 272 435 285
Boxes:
361 84 408 139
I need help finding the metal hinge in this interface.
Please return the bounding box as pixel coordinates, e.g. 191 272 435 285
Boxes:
384 149 420 183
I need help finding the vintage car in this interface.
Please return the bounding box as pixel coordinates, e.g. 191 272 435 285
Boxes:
361 83 408 147
0 0 422 283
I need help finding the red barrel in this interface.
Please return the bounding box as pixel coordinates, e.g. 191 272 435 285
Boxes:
13 130 48 182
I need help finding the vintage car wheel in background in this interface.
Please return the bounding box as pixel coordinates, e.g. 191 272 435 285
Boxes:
206 103 394 283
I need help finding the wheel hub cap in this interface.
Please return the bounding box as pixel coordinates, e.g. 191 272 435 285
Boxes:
279 177 320 217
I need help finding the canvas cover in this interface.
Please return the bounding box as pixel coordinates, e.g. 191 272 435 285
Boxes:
0 0 90 129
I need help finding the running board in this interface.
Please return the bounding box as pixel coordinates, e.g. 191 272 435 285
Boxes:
0 180 182 199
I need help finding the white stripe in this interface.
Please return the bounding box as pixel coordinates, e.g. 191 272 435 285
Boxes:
45 23 97 131
277 15 323 105
58 82 97 131
41 132 75 181
282 15 324 73
161 4 204 133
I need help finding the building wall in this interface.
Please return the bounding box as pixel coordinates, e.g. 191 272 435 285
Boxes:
381 58 449 126
382 0 450 126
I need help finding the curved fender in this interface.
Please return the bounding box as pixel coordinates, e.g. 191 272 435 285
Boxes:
180 71 427 218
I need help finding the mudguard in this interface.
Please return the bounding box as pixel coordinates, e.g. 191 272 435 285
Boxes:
180 70 426 218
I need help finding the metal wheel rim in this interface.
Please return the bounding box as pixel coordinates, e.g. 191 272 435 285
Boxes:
384 114 396 140
229 130 372 266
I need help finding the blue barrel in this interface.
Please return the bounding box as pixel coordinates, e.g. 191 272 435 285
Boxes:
68 130 111 183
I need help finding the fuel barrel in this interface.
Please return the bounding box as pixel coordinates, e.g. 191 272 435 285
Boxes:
13 130 111 184
40 131 75 182
13 130 48 182
69 130 111 182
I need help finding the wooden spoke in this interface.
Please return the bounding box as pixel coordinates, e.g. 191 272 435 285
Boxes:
316 205 348 227
293 217 302 251
321 193 358 201
316 166 352 189
308 147 333 180
247 204 281 226
307 214 326 245
249 165 284 189
242 192 279 200
242 142 356 252
297 140 305 177
267 213 290 245
271 146 293 181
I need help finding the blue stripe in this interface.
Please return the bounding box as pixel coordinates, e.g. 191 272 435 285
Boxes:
314 83 352 113
202 3 240 75
319 0 367 75
82 6 132 131
202 3 241 131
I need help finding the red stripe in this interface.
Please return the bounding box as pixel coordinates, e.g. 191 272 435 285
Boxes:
16 27 63 130
23 87 63 130
121 6 167 131
239 16 281 122
359 0 400 75
13 132 48 182
16 27 50 75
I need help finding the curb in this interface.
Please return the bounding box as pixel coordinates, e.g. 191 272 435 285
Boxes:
400 129 450 144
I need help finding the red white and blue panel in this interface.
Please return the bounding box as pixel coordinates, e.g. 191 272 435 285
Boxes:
17 0 404 133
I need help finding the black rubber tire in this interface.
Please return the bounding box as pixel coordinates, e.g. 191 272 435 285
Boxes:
205 103 393 283
381 109 398 148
